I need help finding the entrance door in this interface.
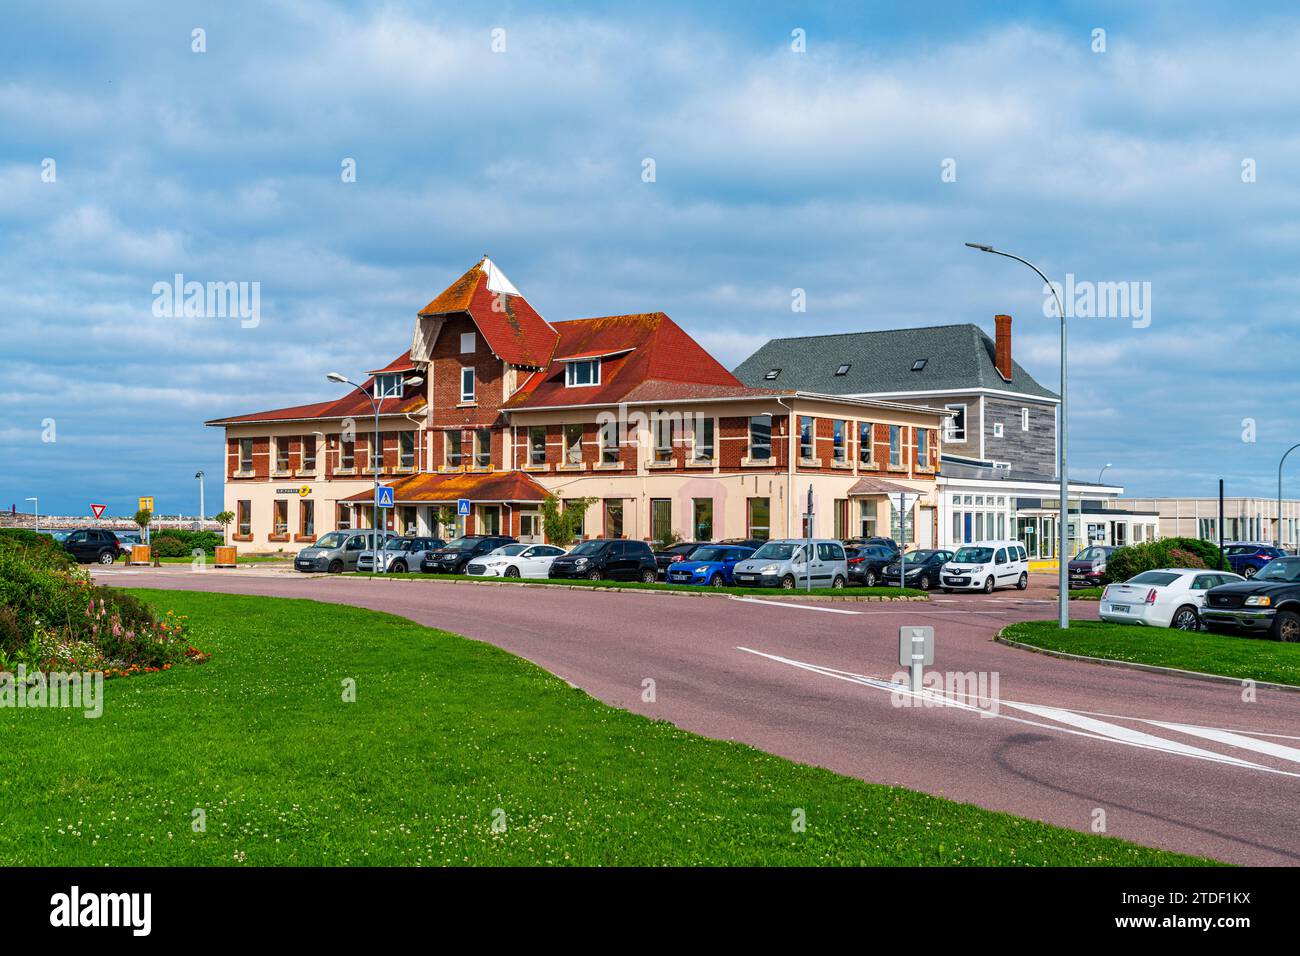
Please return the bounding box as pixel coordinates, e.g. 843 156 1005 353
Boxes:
518 510 541 543
477 505 501 536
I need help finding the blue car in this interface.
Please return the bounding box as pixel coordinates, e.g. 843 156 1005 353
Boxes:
665 545 755 586
1223 542 1287 579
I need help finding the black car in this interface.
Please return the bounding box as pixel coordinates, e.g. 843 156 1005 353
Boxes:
844 535 901 553
420 535 517 574
845 543 900 586
1201 555 1300 641
880 549 955 591
719 537 767 551
549 539 658 582
63 528 125 565
653 540 713 577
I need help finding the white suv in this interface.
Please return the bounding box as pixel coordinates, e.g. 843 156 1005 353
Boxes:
941 540 1029 593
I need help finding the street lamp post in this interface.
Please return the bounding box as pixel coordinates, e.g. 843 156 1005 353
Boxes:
195 471 205 529
327 372 424 574
26 497 38 533
966 242 1070 629
1098 463 1111 485
1277 444 1300 550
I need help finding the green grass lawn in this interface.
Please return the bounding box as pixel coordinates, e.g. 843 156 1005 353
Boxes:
1002 620 1300 687
364 571 927 599
1069 587 1104 600
0 590 1209 866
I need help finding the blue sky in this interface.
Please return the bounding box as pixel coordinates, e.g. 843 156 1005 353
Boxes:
4 0 1300 516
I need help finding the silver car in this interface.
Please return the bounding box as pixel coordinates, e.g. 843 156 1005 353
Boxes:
731 538 849 589
294 530 395 573
357 536 446 573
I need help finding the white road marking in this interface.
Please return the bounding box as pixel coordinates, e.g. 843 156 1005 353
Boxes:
1144 721 1300 764
727 596 862 615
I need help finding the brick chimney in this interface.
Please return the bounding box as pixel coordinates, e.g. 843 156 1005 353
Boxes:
994 314 1013 382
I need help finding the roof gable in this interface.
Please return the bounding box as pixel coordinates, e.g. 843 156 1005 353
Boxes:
416 257 556 368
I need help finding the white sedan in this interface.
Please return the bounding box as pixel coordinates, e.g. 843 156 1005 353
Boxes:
1099 568 1245 630
465 543 567 578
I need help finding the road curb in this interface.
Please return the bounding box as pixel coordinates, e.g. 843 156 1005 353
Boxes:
994 634 1300 693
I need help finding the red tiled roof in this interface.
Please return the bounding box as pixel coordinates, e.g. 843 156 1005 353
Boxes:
418 258 557 368
340 470 549 503
847 476 916 496
205 383 427 426
505 313 743 409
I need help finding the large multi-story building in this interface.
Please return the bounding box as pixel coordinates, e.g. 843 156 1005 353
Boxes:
206 258 949 550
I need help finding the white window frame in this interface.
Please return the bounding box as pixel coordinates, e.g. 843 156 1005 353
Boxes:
993 422 1004 438
460 332 476 354
944 403 967 442
460 367 475 403
1021 407 1029 431
374 373 403 399
565 359 601 387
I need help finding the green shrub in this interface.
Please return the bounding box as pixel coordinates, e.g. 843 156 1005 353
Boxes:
148 528 223 556
1103 537 1223 584
0 528 73 571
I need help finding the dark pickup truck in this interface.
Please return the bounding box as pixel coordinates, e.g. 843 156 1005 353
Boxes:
1201 554 1300 641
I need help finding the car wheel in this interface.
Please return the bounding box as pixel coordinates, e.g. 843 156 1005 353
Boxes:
982 576 994 594
781 575 796 590
639 569 657 584
1016 572 1028 590
918 574 931 591
1272 609 1300 642
832 575 846 589
1171 605 1200 632
864 569 878 587
709 572 724 587
1244 565 1258 578
391 561 407 573
505 566 521 578
97 551 115 565
587 569 602 581
327 560 343 574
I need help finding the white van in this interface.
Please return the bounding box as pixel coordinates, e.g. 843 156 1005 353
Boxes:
940 540 1029 593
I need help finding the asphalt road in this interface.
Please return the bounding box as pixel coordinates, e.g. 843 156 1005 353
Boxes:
94 566 1300 865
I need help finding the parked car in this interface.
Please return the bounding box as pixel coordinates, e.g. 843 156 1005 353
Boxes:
732 538 848 589
357 536 445 573
467 543 568 578
1068 545 1117 588
421 535 518 574
843 535 901 553
114 531 142 550
653 541 714 577
665 544 756 586
845 543 899 587
880 549 955 591
1201 555 1300 640
940 540 1029 593
62 528 125 565
1221 542 1287 579
548 539 658 582
718 537 768 551
294 530 395 573
1101 568 1245 631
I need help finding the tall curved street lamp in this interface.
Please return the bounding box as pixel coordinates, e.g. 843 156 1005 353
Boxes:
966 243 1070 629
326 372 424 574
1278 444 1300 549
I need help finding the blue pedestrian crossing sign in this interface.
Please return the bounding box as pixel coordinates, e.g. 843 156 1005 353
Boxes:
376 485 394 508
457 498 471 516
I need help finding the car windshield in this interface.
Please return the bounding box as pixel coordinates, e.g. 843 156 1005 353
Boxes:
568 540 610 556
1126 571 1181 586
442 537 477 549
904 550 938 562
690 547 726 562
384 539 410 550
752 542 799 561
315 532 347 549
954 547 994 563
493 544 530 556
1078 547 1106 560
1256 557 1300 582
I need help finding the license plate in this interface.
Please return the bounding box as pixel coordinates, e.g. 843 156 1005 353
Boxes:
1109 604 1130 613
1070 574 1085 580
736 574 754 582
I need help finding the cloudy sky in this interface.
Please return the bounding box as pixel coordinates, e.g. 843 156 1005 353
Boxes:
4 0 1299 516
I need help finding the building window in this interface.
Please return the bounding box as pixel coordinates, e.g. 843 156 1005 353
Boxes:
749 415 772 461
799 416 814 460
1021 407 1029 431
944 404 967 442
917 427 929 467
340 437 355 469
565 499 585 539
529 425 547 465
300 500 315 537
239 438 253 473
237 500 252 536
604 499 624 538
764 368 780 380
374 373 403 399
564 423 584 465
693 417 714 462
833 499 848 539
336 503 351 530
475 428 492 467
832 420 846 463
889 425 902 467
460 367 475 403
520 511 540 539
446 431 464 467
835 364 851 376
858 422 874 465
651 499 673 543
653 417 674 463
601 420 620 464
302 435 317 471
693 498 714 540
460 332 475 354
399 431 415 469
274 438 290 473
565 359 600 387
747 497 770 540
273 499 289 537
993 422 1004 438
860 499 877 537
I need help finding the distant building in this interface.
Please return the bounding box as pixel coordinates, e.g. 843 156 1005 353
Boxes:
1116 497 1300 549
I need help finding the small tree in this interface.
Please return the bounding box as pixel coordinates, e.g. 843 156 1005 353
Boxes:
431 506 456 538
541 495 595 547
134 508 152 544
214 510 235 545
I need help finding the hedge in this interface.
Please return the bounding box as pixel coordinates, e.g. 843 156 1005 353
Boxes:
1102 537 1225 584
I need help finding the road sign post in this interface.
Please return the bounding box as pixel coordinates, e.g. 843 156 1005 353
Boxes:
804 485 814 593
896 492 914 589
457 498 471 536
898 625 934 694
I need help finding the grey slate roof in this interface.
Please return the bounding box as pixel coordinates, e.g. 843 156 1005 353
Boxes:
732 323 1059 400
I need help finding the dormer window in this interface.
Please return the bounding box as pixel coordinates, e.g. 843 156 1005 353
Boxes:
835 364 851 376
374 373 403 399
911 359 927 371
566 359 601 387
764 368 781 381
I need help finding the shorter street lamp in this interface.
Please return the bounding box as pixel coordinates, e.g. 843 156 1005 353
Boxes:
1278 444 1300 549
26 496 38 533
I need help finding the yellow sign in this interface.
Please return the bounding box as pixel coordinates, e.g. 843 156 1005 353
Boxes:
138 496 154 513
299 485 311 497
